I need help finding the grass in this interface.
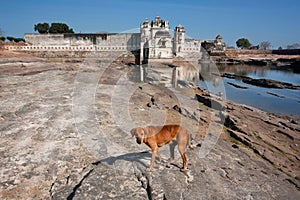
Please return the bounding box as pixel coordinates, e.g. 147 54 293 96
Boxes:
252 131 262 140
229 134 242 145
223 126 244 146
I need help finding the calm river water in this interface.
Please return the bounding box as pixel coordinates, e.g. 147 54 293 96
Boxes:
198 64 300 118
129 64 300 118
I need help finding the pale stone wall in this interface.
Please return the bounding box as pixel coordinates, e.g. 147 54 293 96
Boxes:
176 39 202 57
7 45 95 51
25 34 70 46
23 33 140 51
148 34 173 59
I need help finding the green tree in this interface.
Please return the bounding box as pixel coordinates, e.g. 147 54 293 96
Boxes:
236 38 251 49
260 41 271 50
278 46 283 50
6 36 15 42
13 38 25 43
34 23 49 34
49 23 74 34
0 36 5 42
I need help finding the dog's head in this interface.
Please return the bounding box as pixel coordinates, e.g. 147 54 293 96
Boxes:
131 127 145 144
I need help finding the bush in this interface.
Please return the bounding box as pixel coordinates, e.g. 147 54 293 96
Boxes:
6 36 15 42
49 22 74 34
5 37 25 43
34 22 74 34
34 23 49 34
13 38 25 43
236 38 251 49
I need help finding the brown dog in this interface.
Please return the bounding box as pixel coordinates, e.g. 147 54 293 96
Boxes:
131 124 192 172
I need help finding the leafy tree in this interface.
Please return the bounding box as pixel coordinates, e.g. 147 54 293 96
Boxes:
236 38 251 49
260 41 271 50
0 36 5 42
34 23 49 34
49 23 74 34
278 46 283 50
13 38 25 43
286 43 300 49
6 36 15 42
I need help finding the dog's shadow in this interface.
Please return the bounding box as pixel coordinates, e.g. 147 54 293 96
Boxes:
92 150 182 171
92 151 151 169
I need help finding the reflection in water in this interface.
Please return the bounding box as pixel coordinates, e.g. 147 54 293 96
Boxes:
172 65 199 88
218 64 269 77
129 62 223 90
129 63 300 118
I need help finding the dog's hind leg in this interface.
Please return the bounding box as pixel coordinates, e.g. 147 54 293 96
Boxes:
156 148 162 164
166 141 176 168
178 143 187 172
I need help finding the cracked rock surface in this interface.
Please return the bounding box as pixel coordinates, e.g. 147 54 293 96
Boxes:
0 55 299 199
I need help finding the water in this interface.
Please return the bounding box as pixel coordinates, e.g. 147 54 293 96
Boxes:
128 64 300 118
198 64 300 118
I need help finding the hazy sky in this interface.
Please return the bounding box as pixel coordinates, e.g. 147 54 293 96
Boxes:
1 0 299 48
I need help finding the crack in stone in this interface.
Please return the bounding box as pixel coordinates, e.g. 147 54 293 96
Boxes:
133 166 153 200
286 178 300 191
144 174 153 200
66 168 94 200
49 178 57 199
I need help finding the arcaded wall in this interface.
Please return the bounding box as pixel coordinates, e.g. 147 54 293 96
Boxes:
23 33 141 51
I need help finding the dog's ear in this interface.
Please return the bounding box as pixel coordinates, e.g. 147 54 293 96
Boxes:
130 129 136 137
141 128 145 138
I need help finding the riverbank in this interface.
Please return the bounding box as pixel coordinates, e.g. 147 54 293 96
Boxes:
0 52 299 199
211 49 300 73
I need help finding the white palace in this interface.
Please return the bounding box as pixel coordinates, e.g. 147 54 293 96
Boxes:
7 16 226 63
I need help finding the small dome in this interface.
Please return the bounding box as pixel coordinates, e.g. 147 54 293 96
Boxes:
142 18 149 25
216 35 223 39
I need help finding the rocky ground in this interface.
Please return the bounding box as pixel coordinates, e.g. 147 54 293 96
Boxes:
0 51 300 199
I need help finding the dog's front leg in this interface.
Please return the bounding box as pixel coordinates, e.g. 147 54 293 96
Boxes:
147 148 158 172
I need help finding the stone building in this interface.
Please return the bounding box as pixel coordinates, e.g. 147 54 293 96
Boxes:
173 24 202 57
140 16 202 63
201 34 226 55
8 16 225 63
140 16 173 63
